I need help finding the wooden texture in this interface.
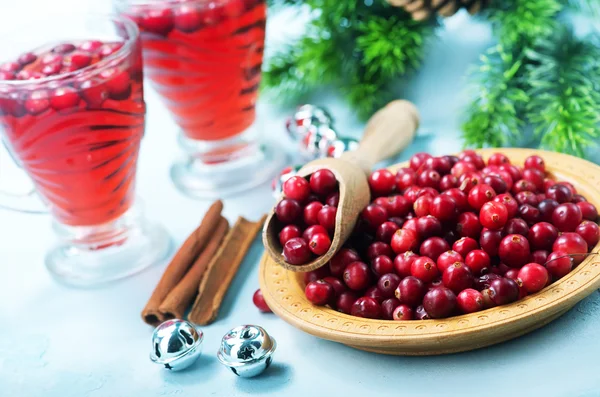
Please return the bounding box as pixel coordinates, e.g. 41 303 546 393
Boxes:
188 215 265 325
262 100 420 273
259 149 600 355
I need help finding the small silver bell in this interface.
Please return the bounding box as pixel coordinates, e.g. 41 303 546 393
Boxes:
217 325 276 378
325 136 360 158
299 124 338 159
271 164 302 197
150 319 204 371
286 104 334 142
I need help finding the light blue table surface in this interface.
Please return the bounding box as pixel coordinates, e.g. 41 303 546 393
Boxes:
1 2 600 397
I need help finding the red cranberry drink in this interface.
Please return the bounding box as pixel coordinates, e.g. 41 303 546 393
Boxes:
0 14 170 287
115 0 285 198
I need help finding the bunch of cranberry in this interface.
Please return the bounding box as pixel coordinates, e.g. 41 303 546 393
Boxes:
302 151 600 320
274 170 339 265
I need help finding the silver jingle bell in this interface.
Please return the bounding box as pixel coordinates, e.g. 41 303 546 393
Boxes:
150 319 204 371
325 136 360 158
217 325 276 378
271 164 302 197
286 104 334 142
299 124 338 160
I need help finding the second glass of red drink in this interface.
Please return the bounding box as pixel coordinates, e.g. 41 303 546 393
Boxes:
115 0 286 197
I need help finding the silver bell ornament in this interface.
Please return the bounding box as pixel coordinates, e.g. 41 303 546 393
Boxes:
217 325 276 378
285 104 334 142
299 124 338 160
150 319 204 371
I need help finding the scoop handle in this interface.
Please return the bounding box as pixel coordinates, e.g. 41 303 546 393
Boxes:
342 100 420 172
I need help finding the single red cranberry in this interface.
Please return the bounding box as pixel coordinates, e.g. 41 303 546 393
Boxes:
417 169 441 190
456 212 482 238
442 188 468 211
444 155 460 167
381 298 401 319
41 62 62 76
79 79 108 107
499 234 531 268
419 237 449 261
372 255 394 276
422 287 456 319
482 165 499 175
253 289 271 313
528 222 559 251
513 179 537 194
487 152 510 166
64 51 92 70
403 186 422 204
392 304 414 321
493 193 518 218
279 225 301 246
465 249 491 275
309 233 331 255
98 42 123 58
442 262 473 294
351 297 382 319
411 256 439 283
518 263 549 293
329 248 360 276
367 242 393 261
530 250 549 265
173 4 203 32
524 155 545 172
559 181 577 195
303 225 328 242
437 250 463 273
393 251 418 278
519 204 541 225
553 233 589 264
305 280 335 305
283 176 311 203
504 268 520 280
275 199 301 223
474 273 502 291
378 273 402 298
576 221 600 248
488 278 519 305
452 161 478 178
429 195 457 221
414 305 430 320
577 202 598 221
0 71 14 80
343 261 371 290
424 156 452 175
493 263 511 276
572 194 588 204
552 203 583 232
449 237 479 261
0 62 19 72
462 153 485 169
17 70 44 80
364 286 385 304
369 169 396 196
391 228 419 254
504 218 530 237
439 174 458 191
546 184 572 203
384 196 411 217
16 52 36 66
99 68 131 98
545 251 573 279
479 201 509 231
317 205 337 231
41 53 62 66
388 217 406 228
426 278 443 291
361 204 388 229
48 86 80 111
24 90 50 115
336 291 359 314
78 40 103 52
283 238 312 265
522 168 545 192
456 288 485 313
459 172 484 193
468 183 496 210
538 198 559 222
303 201 323 225
413 195 432 217
395 276 425 307
52 43 76 54
403 218 418 234
140 8 174 34
483 175 508 194
325 192 339 207
515 191 539 207
409 152 433 171
544 178 556 192
309 169 337 195
376 221 400 243
396 168 417 191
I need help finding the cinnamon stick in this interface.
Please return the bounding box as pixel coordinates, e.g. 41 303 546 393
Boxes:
188 215 266 325
141 200 223 326
158 216 229 321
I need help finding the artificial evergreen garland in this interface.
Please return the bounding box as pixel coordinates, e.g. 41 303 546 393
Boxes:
263 0 600 156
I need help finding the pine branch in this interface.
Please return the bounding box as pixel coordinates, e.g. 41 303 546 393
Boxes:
461 45 530 148
565 0 600 16
524 29 600 157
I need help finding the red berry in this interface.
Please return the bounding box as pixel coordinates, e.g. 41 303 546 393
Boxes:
305 280 335 305
395 276 426 307
488 152 510 166
442 262 473 294
24 90 50 115
465 249 491 275
546 184 572 203
322 276 346 297
423 287 456 319
279 225 301 246
572 194 587 203
361 204 388 228
309 233 331 255
372 255 394 276
376 221 400 243
479 201 508 230
517 263 549 293
0 62 19 72
415 305 431 320
452 237 479 258
41 53 62 65
17 52 37 66
275 199 301 223
411 256 439 283
350 297 382 319
474 273 502 291
545 251 573 279
576 220 600 248
416 216 442 239
519 204 541 225
392 304 414 321
325 192 340 207
393 251 418 278
577 202 598 221
498 234 531 268
413 195 432 217
310 169 337 196
403 218 418 234
303 225 328 242
365 286 386 304
461 153 485 169
384 195 411 217
538 199 559 223
367 242 393 260
52 43 76 54
396 167 417 191
283 237 312 265
439 174 458 190
530 250 549 265
98 43 123 58
253 289 271 313
419 237 449 261
515 191 539 207
381 298 401 319
524 155 545 172
488 278 519 305
452 161 477 178
522 168 545 192
493 193 518 219
504 218 530 237
40 62 60 76
553 233 588 264
403 186 422 204
377 273 402 298
468 183 496 210
317 205 337 231
528 222 559 251
0 71 14 80
482 175 508 194
513 179 537 194
457 288 484 313
417 169 441 190
343 261 371 290
456 212 482 238
410 152 432 171
79 79 108 107
391 228 419 254
442 188 468 211
369 169 396 196
424 156 452 175
173 4 203 32
63 51 91 70
505 268 520 280
552 203 583 232
283 176 311 203
79 40 103 52
336 291 359 314
329 248 361 277
437 250 463 273
429 195 457 221
303 201 323 225
141 8 174 34
100 68 131 99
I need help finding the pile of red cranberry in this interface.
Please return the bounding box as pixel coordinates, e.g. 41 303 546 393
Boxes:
301 151 600 320
275 170 339 265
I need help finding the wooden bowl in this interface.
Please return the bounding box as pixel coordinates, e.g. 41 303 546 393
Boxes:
259 148 600 355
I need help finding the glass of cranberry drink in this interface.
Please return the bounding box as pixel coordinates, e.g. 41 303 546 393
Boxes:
0 14 171 287
115 0 286 198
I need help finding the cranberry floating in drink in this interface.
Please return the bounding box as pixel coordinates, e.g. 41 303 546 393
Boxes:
115 0 285 197
0 14 170 287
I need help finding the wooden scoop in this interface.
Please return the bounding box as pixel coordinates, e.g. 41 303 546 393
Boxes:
263 100 420 273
